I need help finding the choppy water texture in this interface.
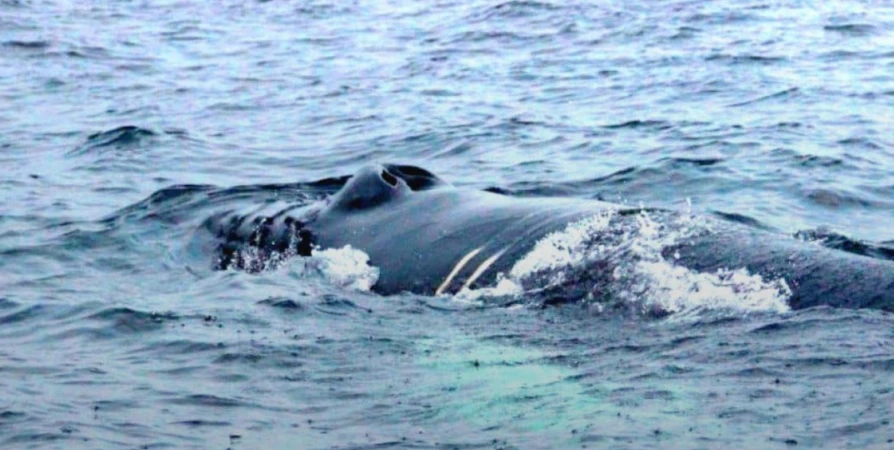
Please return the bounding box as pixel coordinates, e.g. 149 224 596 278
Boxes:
2 0 894 449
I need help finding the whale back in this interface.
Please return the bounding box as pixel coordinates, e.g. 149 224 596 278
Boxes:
310 164 618 294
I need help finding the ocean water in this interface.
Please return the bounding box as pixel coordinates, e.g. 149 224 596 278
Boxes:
1 0 893 449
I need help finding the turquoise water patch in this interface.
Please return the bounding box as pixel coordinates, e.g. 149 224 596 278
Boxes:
408 331 724 447
415 334 594 434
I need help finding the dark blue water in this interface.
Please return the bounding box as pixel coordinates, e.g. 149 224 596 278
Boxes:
2 1 893 449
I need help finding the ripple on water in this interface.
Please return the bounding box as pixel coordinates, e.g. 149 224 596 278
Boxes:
0 411 28 429
0 303 48 325
0 297 20 310
2 39 51 50
172 420 231 427
68 126 157 156
256 296 307 311
87 307 179 335
168 394 246 408
823 23 877 36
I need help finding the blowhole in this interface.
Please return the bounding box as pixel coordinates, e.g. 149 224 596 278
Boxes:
381 170 398 187
383 164 443 191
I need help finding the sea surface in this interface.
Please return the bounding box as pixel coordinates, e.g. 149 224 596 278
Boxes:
1 0 893 449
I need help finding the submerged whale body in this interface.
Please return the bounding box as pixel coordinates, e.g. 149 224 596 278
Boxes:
208 164 894 312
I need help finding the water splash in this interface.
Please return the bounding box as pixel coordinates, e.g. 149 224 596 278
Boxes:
305 246 380 292
459 210 791 316
221 243 379 293
509 212 615 279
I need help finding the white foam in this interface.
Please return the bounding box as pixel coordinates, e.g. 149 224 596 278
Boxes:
309 246 380 292
277 245 379 292
628 262 792 318
508 212 614 280
613 212 790 316
458 209 792 316
454 274 524 305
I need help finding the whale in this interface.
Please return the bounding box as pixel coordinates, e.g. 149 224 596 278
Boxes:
206 163 894 312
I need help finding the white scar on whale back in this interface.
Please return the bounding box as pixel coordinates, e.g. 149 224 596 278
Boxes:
461 246 509 292
436 247 483 295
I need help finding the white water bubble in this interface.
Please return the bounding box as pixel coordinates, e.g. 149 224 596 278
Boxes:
508 212 614 281
282 245 380 292
457 210 792 317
